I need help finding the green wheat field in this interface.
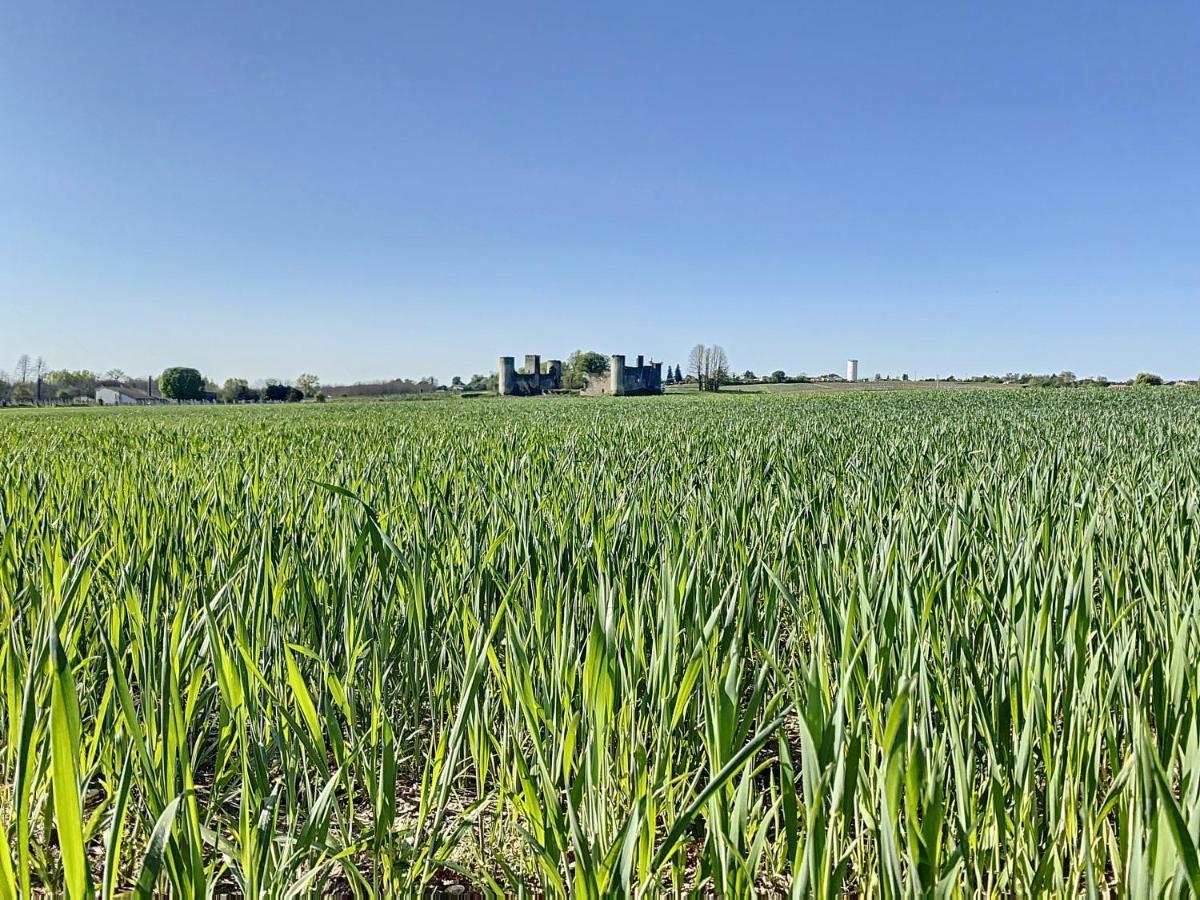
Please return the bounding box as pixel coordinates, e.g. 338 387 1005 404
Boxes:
3 388 1200 897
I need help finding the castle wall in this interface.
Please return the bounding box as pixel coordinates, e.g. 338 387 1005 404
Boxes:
501 352 659 397
621 361 663 395
499 357 516 394
498 356 563 395
581 356 663 396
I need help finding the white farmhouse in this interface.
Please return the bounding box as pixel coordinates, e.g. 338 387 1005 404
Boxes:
95 381 169 405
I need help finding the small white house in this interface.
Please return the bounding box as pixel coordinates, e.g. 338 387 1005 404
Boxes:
95 382 169 405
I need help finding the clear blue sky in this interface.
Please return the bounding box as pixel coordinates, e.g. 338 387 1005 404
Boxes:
2 2 1197 384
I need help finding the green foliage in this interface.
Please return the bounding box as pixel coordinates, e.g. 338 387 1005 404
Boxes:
221 378 257 403
1025 370 1088 388
1 389 1200 894
464 373 495 392
45 370 97 403
1135 372 1164 385
158 366 204 400
263 383 303 402
563 350 609 390
8 381 33 404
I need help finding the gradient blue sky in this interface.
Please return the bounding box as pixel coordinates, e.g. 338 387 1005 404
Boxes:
2 2 1197 384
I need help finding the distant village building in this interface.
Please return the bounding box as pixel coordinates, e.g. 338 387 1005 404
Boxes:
95 378 168 406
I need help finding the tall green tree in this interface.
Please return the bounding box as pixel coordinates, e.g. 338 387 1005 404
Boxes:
563 351 609 390
221 378 256 403
159 367 204 400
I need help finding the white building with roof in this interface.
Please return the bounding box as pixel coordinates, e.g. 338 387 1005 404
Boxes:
95 380 169 405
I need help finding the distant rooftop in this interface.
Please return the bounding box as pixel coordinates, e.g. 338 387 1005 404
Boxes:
99 382 166 400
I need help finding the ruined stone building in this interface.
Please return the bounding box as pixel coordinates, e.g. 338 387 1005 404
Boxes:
498 353 662 396
580 355 663 396
498 355 563 396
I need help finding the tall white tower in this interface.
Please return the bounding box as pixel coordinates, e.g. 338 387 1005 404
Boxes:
846 359 858 382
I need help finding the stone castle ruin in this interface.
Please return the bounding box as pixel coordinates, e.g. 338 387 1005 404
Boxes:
580 354 663 396
498 353 663 397
498 355 564 396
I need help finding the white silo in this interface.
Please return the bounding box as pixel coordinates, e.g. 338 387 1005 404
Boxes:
846 359 858 382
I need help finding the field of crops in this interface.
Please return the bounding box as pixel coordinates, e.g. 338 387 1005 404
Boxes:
2 389 1200 897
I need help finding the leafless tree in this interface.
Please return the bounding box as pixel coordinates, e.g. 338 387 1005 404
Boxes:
689 344 729 391
14 354 30 383
688 344 707 389
32 357 47 403
704 345 729 390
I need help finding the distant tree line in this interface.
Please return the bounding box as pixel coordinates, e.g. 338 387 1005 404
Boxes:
952 371 1164 388
164 367 311 403
218 373 323 403
320 376 439 399
667 367 1181 389
0 358 331 406
0 352 1185 408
